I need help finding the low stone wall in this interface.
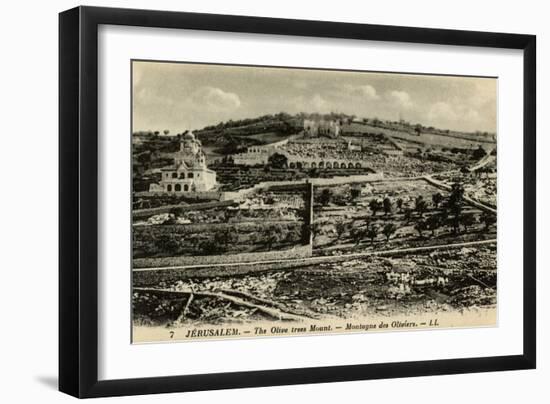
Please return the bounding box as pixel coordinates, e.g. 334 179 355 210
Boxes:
233 154 269 165
135 191 225 200
133 239 496 284
309 173 384 186
134 254 314 285
133 243 313 269
223 173 384 201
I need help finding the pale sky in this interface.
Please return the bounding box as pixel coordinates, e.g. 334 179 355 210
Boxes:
132 60 497 134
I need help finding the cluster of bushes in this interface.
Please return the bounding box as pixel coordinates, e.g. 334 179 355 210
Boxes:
133 221 304 258
313 183 497 247
132 194 212 210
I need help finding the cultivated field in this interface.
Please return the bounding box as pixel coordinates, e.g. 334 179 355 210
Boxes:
311 179 496 255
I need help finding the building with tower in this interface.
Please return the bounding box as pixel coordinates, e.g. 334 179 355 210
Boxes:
149 132 217 193
303 118 341 138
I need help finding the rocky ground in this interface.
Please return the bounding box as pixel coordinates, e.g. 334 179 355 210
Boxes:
133 244 496 327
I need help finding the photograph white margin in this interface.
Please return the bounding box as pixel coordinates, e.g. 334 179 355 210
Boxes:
97 24 524 381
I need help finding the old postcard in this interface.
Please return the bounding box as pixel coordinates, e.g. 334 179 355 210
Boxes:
131 61 497 343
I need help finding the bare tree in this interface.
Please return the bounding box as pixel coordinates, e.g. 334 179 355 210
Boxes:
383 197 393 216
414 220 427 238
366 225 379 244
396 198 404 212
369 199 382 216
447 182 465 234
382 223 398 242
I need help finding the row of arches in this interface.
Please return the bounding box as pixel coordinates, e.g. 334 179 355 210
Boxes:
287 161 362 169
247 147 269 153
166 183 190 192
167 172 195 179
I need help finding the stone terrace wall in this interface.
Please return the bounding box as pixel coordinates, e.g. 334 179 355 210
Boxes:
133 258 314 285
133 200 237 219
135 191 225 200
309 173 384 186
133 239 496 284
224 173 384 201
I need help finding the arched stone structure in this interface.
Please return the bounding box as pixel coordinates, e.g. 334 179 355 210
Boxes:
348 163 354 169
289 162 296 169
311 162 316 168
167 184 172 192
355 162 362 168
318 162 324 168
175 184 181 192
296 162 303 169
333 162 339 169
326 162 332 169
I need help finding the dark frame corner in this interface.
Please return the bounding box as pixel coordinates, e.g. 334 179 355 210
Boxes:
59 5 536 398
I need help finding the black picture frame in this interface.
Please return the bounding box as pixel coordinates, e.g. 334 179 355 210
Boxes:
59 5 536 398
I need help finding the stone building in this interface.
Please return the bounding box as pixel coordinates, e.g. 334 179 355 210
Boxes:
232 139 290 166
149 132 217 193
303 118 341 138
347 140 362 152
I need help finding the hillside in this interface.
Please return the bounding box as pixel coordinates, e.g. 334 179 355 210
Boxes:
193 112 303 153
132 112 496 165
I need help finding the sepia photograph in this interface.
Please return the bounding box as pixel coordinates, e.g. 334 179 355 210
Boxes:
131 60 498 343
53 4 537 399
